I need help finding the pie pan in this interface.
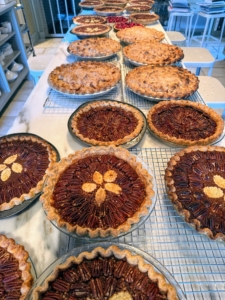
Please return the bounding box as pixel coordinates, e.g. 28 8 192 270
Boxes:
26 243 186 300
0 133 60 219
79 0 104 9
130 12 160 25
70 24 111 39
72 15 107 25
94 5 124 16
126 4 152 13
67 99 147 148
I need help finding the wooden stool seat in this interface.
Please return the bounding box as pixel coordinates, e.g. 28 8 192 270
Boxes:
166 31 186 46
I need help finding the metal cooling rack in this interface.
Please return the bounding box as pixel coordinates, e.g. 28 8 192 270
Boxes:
65 147 225 300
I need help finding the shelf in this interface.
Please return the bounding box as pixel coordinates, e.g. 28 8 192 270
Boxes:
0 31 15 47
2 50 21 71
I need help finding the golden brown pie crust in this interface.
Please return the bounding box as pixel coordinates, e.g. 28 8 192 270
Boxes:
0 134 57 211
147 100 224 146
116 26 164 43
123 42 184 65
72 15 107 25
130 13 160 24
40 146 154 238
125 65 199 99
70 100 144 145
165 146 225 242
32 245 178 300
0 234 33 299
68 38 121 57
48 61 121 95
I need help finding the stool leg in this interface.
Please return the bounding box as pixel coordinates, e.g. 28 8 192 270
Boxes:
196 67 201 76
216 18 225 59
206 18 214 46
201 18 210 47
222 109 225 120
190 14 199 45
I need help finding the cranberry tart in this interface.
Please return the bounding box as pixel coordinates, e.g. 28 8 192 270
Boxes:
41 146 154 238
130 13 160 25
116 26 164 44
123 42 184 66
147 100 224 146
70 24 111 38
72 15 107 25
48 61 121 95
32 245 178 300
0 134 57 211
126 65 199 99
0 234 33 299
69 100 144 146
165 146 225 242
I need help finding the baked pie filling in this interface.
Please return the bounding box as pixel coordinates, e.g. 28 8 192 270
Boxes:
126 5 152 12
72 15 107 25
71 24 110 36
79 0 104 8
32 246 178 300
0 235 33 299
94 6 124 13
165 146 225 241
41 146 154 237
147 100 224 146
70 101 144 145
116 26 164 43
0 135 57 211
130 13 159 24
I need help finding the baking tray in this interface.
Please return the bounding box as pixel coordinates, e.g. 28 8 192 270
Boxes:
45 156 157 242
26 242 186 300
0 132 60 219
67 99 147 148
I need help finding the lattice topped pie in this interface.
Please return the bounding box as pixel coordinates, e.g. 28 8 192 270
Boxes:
165 146 225 242
123 42 184 65
32 245 178 300
41 146 154 238
147 100 224 146
69 100 144 146
68 38 121 58
125 65 199 99
0 234 33 299
48 61 121 95
116 26 164 43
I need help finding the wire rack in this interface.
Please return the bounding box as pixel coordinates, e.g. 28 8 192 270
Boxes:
65 147 225 300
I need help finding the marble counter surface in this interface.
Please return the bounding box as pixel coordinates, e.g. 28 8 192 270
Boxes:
0 18 224 291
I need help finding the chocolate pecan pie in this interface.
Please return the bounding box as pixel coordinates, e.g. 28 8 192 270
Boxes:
32 245 178 300
70 24 111 38
72 15 107 25
0 134 57 211
147 100 224 146
126 65 199 99
123 42 184 66
0 234 33 299
79 0 104 9
130 13 160 25
165 146 225 242
41 146 154 238
116 26 164 44
94 6 124 16
69 100 144 146
48 61 121 95
67 38 121 58
126 4 152 13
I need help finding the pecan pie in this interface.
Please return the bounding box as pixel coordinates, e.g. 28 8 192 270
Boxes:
79 0 104 9
41 146 154 238
94 6 124 16
105 0 127 7
69 100 144 146
48 61 121 95
147 100 224 146
126 4 152 13
123 42 184 65
165 146 225 242
125 65 199 99
130 13 160 25
67 38 121 58
116 26 164 44
32 245 178 300
129 0 155 4
0 134 57 211
70 24 111 38
0 234 33 299
72 15 107 25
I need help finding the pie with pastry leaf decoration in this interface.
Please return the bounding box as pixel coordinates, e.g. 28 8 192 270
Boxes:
48 61 121 95
40 146 154 238
116 26 164 44
69 100 144 146
147 100 224 146
125 65 199 99
32 245 178 300
0 134 57 211
72 15 107 25
165 146 225 242
0 234 33 299
79 0 104 8
126 4 152 13
70 24 111 37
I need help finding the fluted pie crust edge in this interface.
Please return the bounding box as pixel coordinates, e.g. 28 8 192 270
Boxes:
147 100 224 146
32 246 178 300
0 234 33 299
70 101 144 146
40 146 154 238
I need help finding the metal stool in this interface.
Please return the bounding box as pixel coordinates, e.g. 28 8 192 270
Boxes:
190 11 225 59
28 55 53 85
167 11 194 46
181 47 215 76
